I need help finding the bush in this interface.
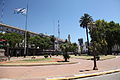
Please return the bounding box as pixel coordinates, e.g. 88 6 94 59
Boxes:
63 53 70 62
31 57 36 59
44 55 48 58
96 56 100 60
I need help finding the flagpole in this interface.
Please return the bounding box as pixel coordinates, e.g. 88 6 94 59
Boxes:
24 0 29 58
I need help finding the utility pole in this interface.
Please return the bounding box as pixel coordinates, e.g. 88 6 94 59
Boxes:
56 20 60 51
58 20 60 39
68 34 71 43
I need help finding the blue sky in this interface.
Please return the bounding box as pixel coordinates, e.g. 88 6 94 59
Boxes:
0 0 120 43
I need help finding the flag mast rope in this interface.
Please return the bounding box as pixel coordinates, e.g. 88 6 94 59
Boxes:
24 0 29 58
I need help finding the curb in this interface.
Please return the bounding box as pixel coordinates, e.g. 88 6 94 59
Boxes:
47 69 120 80
0 79 15 80
0 62 78 67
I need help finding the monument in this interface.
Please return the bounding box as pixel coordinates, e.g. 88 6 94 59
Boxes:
0 49 7 61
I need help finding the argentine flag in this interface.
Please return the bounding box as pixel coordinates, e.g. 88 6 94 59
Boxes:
14 8 27 15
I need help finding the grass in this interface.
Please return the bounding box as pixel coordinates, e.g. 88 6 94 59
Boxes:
99 55 116 60
70 55 116 60
5 58 54 63
22 58 53 62
0 57 77 66
0 61 77 66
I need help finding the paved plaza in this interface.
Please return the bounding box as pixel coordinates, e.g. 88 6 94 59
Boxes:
0 56 120 80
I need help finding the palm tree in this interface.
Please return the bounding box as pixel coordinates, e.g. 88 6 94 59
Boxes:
79 13 93 55
60 43 70 62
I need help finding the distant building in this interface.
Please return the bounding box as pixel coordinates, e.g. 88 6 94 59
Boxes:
82 42 88 53
68 34 71 43
0 23 65 50
0 23 65 42
78 38 89 53
78 38 83 46
0 23 38 37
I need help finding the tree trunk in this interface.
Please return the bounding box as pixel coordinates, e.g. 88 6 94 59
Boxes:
33 48 36 57
85 26 90 55
107 46 112 55
6 47 10 60
64 52 68 62
65 58 67 62
53 42 55 55
93 52 98 70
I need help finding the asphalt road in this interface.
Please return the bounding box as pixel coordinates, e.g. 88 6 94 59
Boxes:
76 72 120 80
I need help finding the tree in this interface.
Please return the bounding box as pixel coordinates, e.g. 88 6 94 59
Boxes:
89 41 99 70
70 43 78 56
0 33 4 39
105 21 120 54
29 36 51 57
89 20 120 55
0 33 23 58
2 33 23 48
29 36 40 48
79 13 93 55
92 20 120 54
89 20 108 55
29 36 51 50
60 43 70 62
50 35 55 51
42 37 51 50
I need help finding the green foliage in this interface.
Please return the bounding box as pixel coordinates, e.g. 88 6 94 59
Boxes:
60 42 78 53
79 13 93 28
63 52 70 61
50 35 55 43
60 43 70 61
60 42 78 61
0 33 4 39
79 13 93 55
50 35 56 50
89 41 101 55
43 37 52 49
89 20 120 54
1 33 23 47
69 43 78 52
60 43 70 52
29 36 51 50
70 55 115 60
29 36 41 48
6 58 53 63
44 55 48 58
